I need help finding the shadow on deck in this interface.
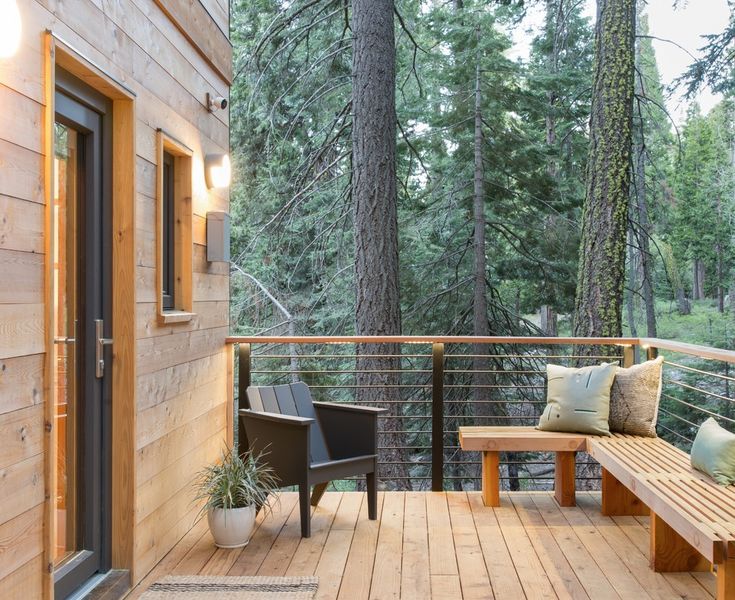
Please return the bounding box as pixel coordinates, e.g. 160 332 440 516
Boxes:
126 491 714 599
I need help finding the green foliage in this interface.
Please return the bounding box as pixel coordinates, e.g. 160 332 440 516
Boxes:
193 446 279 515
669 101 734 297
228 0 734 346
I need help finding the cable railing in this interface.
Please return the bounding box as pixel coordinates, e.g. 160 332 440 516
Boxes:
224 335 735 491
225 336 620 490
641 338 735 451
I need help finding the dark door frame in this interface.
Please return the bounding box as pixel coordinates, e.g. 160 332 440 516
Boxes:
53 69 113 600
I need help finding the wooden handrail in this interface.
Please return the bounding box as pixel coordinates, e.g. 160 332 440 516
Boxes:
225 335 640 345
641 338 735 365
227 335 735 364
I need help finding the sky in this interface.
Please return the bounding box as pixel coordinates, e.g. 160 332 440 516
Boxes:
511 0 732 125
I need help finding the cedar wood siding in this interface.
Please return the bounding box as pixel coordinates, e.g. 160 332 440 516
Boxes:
0 0 231 595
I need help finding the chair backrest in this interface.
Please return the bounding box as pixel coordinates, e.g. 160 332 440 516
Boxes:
246 382 330 464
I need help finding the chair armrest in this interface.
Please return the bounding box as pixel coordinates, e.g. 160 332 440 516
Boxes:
239 409 310 486
313 401 386 415
314 402 381 459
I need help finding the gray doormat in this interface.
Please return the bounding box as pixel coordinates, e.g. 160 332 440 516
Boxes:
139 576 319 599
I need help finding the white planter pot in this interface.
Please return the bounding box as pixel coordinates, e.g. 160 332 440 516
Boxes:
207 505 256 548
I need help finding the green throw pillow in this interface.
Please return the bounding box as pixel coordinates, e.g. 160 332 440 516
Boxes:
537 363 617 436
690 417 735 485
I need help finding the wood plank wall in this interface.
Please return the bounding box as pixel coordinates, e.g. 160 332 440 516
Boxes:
0 0 231 594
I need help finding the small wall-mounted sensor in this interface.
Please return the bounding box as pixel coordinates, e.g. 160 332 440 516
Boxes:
206 211 231 262
207 93 228 112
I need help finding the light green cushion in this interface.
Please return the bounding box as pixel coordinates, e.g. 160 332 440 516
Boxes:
537 363 617 436
690 417 735 485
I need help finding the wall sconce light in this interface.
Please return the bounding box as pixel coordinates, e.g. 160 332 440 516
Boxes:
0 0 21 58
204 153 231 189
206 211 231 262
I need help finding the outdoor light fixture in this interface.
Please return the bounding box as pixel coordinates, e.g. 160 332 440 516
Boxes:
204 153 231 189
0 0 21 58
206 211 231 262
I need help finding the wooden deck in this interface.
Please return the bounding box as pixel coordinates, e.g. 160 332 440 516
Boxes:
126 491 715 599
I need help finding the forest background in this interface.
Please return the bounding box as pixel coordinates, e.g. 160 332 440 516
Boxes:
226 0 735 488
229 0 735 348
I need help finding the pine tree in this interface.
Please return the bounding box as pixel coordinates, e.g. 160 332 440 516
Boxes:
573 0 636 345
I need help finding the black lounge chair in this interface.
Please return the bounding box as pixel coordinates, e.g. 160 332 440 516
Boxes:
239 382 385 537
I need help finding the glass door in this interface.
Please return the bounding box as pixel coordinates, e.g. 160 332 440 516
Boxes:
54 120 80 567
53 73 112 600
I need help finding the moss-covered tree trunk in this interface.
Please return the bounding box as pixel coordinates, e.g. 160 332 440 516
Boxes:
573 0 636 348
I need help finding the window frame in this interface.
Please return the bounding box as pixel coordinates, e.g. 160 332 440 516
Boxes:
161 150 176 311
156 129 194 323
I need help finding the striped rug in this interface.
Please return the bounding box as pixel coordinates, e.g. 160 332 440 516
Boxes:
139 576 319 599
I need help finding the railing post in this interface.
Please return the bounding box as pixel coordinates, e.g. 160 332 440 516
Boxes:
237 343 251 454
646 345 658 361
432 342 444 492
623 344 635 368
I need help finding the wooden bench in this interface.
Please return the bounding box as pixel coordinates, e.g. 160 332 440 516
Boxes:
458 426 587 508
588 434 735 599
460 426 735 597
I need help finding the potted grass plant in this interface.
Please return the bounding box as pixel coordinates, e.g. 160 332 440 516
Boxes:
194 446 279 548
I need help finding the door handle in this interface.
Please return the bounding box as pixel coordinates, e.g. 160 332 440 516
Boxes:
95 319 113 379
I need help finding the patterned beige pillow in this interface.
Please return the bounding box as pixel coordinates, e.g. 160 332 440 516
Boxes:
609 356 664 437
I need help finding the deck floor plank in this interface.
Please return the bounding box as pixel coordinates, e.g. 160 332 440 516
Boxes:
586 491 715 598
576 494 704 600
126 492 713 600
286 492 343 576
509 493 587 600
468 492 526 599
494 493 558 600
337 493 384 600
447 491 493 599
530 493 620 599
401 492 431 600
226 492 299 576
368 491 405 600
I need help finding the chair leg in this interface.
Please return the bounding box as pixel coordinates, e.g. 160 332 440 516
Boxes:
299 483 311 538
311 482 329 507
367 471 377 520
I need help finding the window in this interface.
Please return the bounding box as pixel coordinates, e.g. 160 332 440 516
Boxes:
162 151 175 310
156 130 193 323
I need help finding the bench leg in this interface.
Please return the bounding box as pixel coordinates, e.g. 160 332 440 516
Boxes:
554 451 576 507
650 511 710 572
717 559 735 600
481 451 500 507
601 468 649 516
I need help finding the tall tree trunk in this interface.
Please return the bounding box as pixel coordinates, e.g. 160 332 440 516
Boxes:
693 259 705 300
636 177 658 336
626 227 638 337
352 0 407 489
573 0 636 351
469 27 507 488
540 306 558 336
631 48 657 337
716 195 724 312
544 0 564 179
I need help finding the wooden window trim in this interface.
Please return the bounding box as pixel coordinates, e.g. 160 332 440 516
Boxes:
155 130 193 324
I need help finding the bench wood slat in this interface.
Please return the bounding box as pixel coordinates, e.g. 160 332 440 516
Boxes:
459 426 587 452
